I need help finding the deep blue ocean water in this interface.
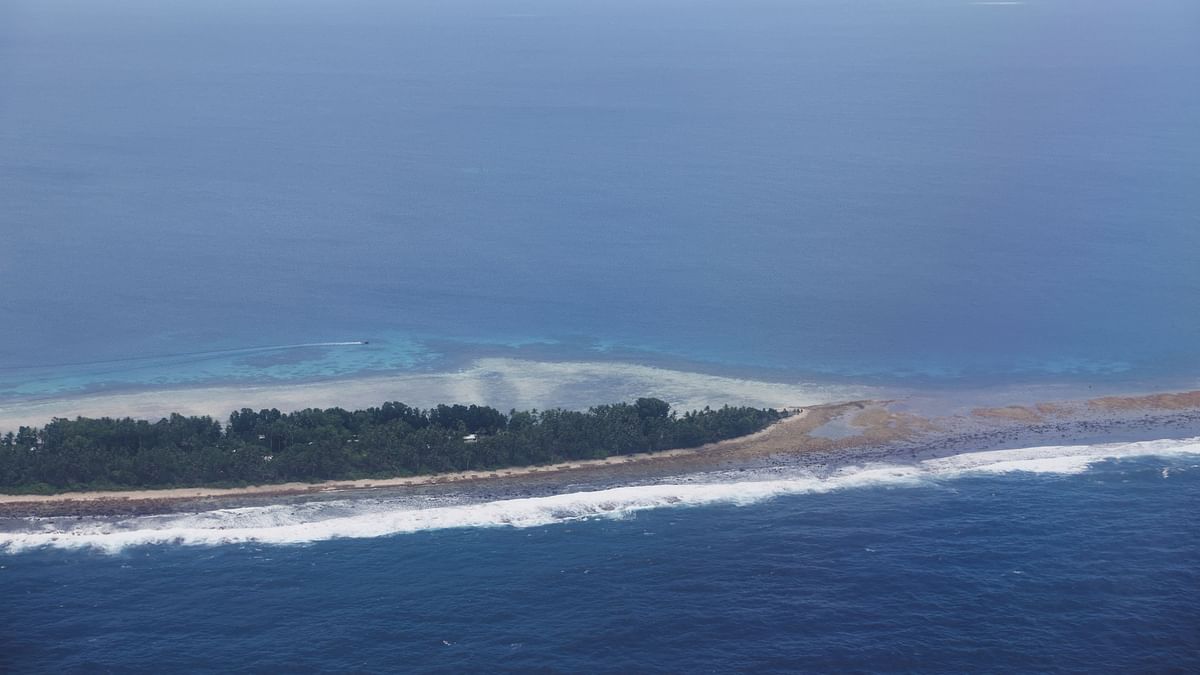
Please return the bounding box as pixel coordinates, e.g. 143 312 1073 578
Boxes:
3 452 1198 672
2 0 1199 399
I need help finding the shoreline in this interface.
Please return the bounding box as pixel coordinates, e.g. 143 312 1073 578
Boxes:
7 353 1191 434
0 357 869 432
4 389 1200 518
0 408 825 509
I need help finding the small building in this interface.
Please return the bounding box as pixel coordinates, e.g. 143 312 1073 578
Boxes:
462 434 478 443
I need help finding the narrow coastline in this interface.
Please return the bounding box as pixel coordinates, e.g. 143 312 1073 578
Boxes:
0 408 822 513
4 390 1199 519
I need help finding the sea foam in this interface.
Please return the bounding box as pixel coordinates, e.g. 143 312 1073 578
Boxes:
2 437 1198 554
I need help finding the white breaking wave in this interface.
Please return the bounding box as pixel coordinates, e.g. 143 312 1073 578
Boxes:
2 437 1198 554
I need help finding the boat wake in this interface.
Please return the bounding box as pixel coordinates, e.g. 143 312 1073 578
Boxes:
2 437 1198 554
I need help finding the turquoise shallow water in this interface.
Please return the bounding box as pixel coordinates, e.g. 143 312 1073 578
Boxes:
3 451 1198 672
2 0 1198 400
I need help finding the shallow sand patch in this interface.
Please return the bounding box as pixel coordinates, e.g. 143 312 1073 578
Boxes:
972 405 1045 423
0 358 867 431
1088 391 1200 412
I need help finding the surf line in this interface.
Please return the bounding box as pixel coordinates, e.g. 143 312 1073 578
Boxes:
0 341 372 372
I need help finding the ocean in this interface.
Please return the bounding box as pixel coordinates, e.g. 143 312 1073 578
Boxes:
4 1 1200 671
3 443 1199 671
2 0 1199 401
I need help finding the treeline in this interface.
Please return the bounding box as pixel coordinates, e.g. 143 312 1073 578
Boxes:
0 399 783 494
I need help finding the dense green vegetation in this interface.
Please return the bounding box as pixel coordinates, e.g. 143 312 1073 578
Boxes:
0 399 782 494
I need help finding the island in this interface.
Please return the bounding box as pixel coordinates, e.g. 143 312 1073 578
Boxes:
0 398 781 496
2 389 1198 519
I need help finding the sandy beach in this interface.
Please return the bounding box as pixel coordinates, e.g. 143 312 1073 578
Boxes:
0 357 868 431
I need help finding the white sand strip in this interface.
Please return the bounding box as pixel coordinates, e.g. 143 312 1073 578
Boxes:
0 358 867 431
